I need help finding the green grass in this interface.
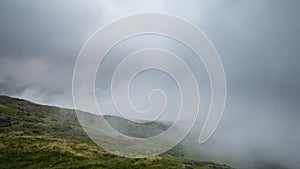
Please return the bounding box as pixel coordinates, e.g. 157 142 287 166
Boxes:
0 95 234 169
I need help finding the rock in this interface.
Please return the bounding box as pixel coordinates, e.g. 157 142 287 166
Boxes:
9 131 24 136
182 163 193 169
0 115 10 122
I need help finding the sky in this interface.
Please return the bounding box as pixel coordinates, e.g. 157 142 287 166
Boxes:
0 0 300 168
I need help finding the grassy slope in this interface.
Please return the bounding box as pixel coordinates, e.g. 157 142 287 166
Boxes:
0 95 233 169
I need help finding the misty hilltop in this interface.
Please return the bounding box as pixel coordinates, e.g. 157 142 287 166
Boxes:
0 95 234 169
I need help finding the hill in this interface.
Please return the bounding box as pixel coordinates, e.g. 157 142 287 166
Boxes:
0 95 234 169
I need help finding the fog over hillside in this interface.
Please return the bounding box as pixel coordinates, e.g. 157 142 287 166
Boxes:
0 0 300 168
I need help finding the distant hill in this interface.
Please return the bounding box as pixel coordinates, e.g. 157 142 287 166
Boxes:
0 95 234 169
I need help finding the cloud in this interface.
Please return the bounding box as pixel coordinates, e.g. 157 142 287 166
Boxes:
0 0 300 168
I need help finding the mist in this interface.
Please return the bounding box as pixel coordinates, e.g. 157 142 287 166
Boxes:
1 0 300 168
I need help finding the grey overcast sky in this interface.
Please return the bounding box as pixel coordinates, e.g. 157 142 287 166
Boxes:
0 0 300 168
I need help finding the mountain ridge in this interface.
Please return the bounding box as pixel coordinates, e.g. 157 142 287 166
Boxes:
0 95 234 169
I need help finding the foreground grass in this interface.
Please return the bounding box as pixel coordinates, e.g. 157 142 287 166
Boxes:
1 134 228 169
0 134 183 169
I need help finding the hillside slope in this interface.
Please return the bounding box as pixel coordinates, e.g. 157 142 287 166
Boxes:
0 95 234 169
